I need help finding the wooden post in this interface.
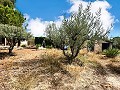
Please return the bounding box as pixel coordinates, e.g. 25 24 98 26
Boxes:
5 38 6 46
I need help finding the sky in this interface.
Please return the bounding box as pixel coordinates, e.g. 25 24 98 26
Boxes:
16 0 120 37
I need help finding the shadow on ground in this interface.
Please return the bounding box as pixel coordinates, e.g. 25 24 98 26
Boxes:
0 52 9 59
0 57 72 90
0 52 16 60
89 61 107 75
106 63 120 75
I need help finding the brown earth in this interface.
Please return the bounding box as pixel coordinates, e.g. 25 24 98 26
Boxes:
0 48 120 90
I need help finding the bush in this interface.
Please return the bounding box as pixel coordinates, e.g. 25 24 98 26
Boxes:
21 44 26 48
36 44 41 49
46 45 53 49
103 48 120 58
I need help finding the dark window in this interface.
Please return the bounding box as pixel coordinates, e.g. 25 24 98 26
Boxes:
102 43 110 51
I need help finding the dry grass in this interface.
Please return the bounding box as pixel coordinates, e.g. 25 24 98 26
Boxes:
0 49 82 89
0 48 120 90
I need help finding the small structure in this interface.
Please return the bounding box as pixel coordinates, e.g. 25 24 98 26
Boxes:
35 37 52 47
94 40 112 53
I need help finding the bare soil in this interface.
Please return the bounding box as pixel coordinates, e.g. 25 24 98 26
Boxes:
0 49 120 90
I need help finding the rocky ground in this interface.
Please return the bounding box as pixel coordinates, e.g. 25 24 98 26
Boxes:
0 48 120 90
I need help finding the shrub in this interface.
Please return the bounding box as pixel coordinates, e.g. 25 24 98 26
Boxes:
103 48 120 58
46 45 53 49
21 44 26 48
36 44 41 49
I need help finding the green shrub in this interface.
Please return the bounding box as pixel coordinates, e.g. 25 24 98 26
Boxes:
46 45 53 49
21 44 26 47
36 44 41 49
103 48 120 58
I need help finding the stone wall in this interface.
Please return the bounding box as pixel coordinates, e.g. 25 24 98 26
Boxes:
94 40 112 53
94 41 102 53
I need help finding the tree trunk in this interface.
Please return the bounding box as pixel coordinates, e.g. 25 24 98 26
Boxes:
8 38 16 55
67 57 74 64
18 40 21 47
63 46 80 64
63 49 74 64
9 46 14 55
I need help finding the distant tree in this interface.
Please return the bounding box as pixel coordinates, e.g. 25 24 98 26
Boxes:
45 4 110 64
46 23 63 48
112 37 120 49
0 24 26 54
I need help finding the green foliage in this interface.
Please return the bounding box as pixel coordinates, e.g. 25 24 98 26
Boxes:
35 37 53 48
0 0 14 8
46 45 53 49
0 24 24 38
21 44 26 48
0 0 24 26
25 32 34 40
0 5 25 27
111 37 120 49
0 0 25 54
103 48 120 58
87 40 94 51
46 23 62 48
0 24 27 54
45 4 110 63
44 37 53 47
36 44 41 49
10 0 16 5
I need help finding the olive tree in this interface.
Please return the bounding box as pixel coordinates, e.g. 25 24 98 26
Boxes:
45 4 110 63
46 23 64 48
0 24 26 54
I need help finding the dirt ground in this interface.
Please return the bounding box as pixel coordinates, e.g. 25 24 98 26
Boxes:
0 48 120 90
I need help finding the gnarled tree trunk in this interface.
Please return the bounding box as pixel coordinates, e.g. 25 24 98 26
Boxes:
8 38 16 55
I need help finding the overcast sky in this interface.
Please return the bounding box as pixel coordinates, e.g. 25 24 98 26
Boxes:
16 0 120 37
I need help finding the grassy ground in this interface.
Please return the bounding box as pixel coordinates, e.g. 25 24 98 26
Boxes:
0 48 120 90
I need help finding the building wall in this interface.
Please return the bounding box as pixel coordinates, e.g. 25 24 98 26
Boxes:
94 40 112 53
94 41 102 53
20 40 28 46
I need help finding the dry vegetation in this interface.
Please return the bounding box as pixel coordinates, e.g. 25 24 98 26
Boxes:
0 48 120 90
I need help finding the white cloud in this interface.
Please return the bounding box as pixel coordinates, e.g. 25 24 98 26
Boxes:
26 16 64 37
115 19 119 23
24 13 30 20
55 16 64 27
68 0 88 12
69 0 114 31
27 18 48 37
25 0 114 37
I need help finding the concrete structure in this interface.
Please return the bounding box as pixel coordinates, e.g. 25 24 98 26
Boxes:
94 40 112 53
